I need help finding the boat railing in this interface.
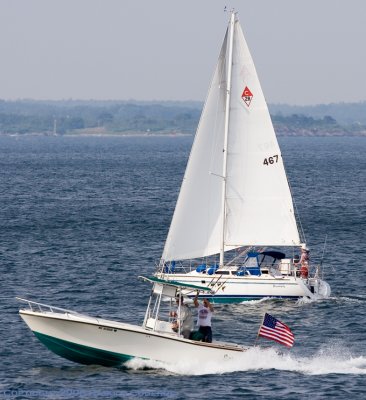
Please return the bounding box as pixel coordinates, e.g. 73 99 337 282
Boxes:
16 297 89 318
161 262 282 274
159 260 317 279
158 260 199 274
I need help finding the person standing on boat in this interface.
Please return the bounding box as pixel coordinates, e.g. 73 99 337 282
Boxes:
300 246 310 264
300 246 310 278
194 294 214 343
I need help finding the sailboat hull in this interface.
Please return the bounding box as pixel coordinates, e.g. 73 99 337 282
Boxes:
159 273 331 303
19 309 246 366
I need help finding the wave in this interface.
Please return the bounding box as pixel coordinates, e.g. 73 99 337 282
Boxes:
124 344 366 376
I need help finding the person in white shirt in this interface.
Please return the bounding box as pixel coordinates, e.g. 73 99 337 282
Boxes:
193 294 214 343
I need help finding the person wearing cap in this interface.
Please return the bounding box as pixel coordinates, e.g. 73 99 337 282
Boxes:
193 293 214 343
300 246 310 264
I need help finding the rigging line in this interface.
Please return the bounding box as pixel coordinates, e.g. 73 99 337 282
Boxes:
225 246 252 266
318 234 330 278
212 246 252 293
320 234 328 266
213 246 265 294
286 174 306 244
209 255 232 290
212 264 241 296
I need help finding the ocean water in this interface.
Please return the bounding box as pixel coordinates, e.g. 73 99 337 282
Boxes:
0 135 365 399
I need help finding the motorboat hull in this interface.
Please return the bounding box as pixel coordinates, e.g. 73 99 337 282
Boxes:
19 309 246 367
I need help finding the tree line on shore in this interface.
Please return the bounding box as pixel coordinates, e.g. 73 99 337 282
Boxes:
0 99 365 136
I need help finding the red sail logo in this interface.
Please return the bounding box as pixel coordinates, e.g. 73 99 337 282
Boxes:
241 86 253 107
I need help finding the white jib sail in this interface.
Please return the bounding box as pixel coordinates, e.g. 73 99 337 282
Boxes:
162 15 300 262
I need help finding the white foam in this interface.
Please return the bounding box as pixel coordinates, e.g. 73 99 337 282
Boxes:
295 296 315 306
296 295 366 307
240 297 274 305
334 296 365 304
124 344 366 376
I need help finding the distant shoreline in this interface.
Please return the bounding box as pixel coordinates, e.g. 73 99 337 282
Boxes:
0 131 194 138
1 99 366 136
0 132 366 138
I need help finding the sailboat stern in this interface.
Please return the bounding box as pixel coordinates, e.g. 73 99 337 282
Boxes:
306 278 331 299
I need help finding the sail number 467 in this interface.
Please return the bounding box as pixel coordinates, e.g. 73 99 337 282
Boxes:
263 155 279 166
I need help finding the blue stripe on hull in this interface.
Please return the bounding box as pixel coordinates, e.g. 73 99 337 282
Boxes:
33 331 133 367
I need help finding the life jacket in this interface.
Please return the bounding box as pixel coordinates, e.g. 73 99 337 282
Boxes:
300 264 309 278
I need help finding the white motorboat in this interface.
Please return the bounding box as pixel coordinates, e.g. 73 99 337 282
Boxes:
18 277 247 366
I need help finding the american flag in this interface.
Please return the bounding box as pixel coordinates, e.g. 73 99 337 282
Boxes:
258 313 295 348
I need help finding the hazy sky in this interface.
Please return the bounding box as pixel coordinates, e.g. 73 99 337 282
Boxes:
1 0 366 105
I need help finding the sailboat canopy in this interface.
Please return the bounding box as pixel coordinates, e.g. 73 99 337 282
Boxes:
162 15 300 262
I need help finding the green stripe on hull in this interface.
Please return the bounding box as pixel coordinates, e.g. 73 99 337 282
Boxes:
33 331 133 367
209 297 262 304
206 296 299 304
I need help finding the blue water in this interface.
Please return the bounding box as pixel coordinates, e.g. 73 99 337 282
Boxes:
1 135 365 399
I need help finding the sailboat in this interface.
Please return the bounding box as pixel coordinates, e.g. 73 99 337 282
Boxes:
156 12 331 302
17 12 265 367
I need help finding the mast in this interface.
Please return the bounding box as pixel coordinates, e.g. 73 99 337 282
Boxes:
219 12 235 268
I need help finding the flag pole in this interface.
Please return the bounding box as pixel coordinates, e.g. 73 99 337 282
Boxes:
254 313 266 346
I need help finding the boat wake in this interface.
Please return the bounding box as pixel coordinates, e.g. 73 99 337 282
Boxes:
124 344 366 376
239 297 273 305
295 293 365 307
295 296 319 306
332 296 366 304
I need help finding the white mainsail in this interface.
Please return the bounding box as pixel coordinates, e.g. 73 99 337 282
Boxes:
162 14 300 262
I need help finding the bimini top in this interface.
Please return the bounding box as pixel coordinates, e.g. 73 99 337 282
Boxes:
246 251 286 260
259 251 286 260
